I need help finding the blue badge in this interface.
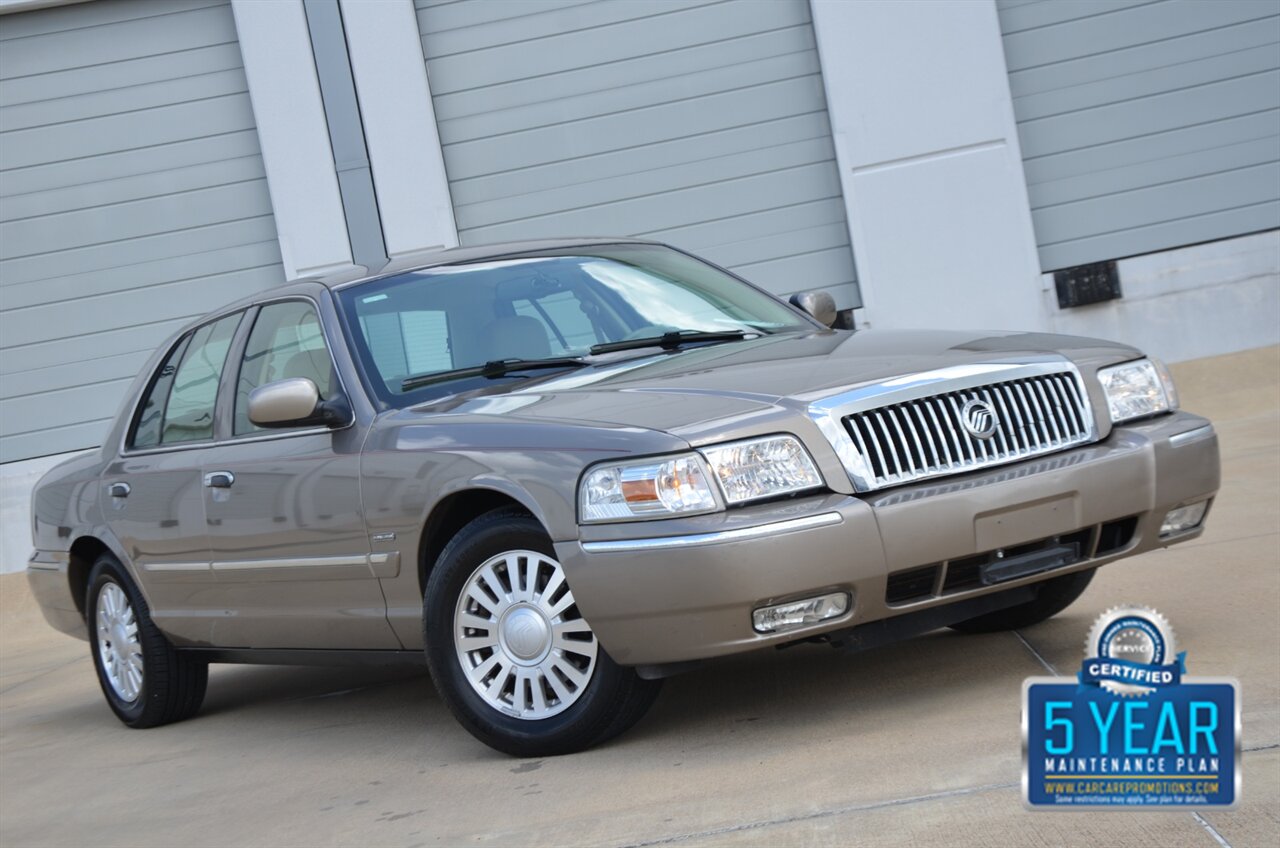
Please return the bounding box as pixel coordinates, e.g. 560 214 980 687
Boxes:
1023 606 1240 808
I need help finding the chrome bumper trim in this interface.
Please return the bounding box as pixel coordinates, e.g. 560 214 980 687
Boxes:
580 512 844 553
1168 423 1215 447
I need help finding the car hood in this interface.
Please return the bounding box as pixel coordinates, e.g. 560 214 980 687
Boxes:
397 328 1141 439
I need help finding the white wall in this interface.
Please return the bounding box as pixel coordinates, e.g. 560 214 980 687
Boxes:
231 0 353 281
340 0 458 259
809 0 1044 333
0 451 90 574
1044 230 1280 364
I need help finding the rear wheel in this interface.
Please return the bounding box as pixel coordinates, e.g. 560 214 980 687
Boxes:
87 554 207 728
948 568 1096 634
423 508 661 756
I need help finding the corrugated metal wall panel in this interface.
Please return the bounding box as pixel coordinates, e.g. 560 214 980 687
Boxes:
415 0 858 308
0 0 284 463
998 0 1280 271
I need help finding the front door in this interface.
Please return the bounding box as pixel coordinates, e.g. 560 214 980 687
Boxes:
201 299 397 649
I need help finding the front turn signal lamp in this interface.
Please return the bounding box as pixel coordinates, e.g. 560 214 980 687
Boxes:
579 454 721 523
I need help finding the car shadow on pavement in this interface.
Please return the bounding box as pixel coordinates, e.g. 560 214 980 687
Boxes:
619 625 1049 750
199 663 433 717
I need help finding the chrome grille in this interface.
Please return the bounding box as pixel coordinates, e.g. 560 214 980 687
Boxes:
809 364 1097 492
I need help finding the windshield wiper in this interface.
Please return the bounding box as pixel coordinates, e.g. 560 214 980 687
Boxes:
589 329 749 356
401 357 587 391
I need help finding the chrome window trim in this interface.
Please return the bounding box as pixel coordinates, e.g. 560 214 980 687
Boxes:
118 295 355 458
580 512 843 553
807 359 1098 493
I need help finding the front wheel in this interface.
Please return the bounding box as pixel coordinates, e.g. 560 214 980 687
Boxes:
423 509 661 756
87 554 208 727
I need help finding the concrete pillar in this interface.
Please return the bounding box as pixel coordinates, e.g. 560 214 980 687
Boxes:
809 0 1045 333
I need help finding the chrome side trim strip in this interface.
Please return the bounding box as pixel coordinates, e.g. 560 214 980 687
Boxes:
143 562 213 572
580 512 843 553
211 554 369 572
368 551 400 578
1169 424 1215 448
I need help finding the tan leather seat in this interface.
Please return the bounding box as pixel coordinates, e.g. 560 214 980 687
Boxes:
280 349 334 397
479 315 552 362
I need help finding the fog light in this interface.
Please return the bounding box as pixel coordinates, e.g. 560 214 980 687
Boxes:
1160 502 1208 537
752 592 850 634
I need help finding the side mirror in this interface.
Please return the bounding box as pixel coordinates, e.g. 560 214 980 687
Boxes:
789 290 838 328
247 378 351 429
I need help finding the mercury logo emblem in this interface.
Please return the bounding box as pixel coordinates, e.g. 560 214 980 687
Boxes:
960 398 998 439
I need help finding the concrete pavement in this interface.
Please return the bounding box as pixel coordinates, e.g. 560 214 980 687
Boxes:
1 346 1277 848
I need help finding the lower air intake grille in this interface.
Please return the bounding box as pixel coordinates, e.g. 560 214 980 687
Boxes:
885 565 940 605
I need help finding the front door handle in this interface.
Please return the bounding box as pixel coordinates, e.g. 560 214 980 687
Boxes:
204 471 235 489
107 482 130 498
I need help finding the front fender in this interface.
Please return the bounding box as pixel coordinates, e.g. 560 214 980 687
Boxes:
361 416 688 650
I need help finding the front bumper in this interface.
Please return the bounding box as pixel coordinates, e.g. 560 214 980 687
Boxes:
555 411 1219 666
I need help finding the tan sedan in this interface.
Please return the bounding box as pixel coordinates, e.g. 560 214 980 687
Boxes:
28 239 1219 755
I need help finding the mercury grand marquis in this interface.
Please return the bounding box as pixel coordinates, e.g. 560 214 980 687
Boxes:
28 238 1220 755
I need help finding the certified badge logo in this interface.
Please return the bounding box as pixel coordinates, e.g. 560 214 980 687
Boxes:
1082 606 1184 696
1023 605 1240 808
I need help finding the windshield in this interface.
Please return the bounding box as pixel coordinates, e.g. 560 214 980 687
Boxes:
336 243 811 406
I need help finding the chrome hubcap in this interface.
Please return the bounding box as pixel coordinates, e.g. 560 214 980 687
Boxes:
454 550 598 720
96 582 143 702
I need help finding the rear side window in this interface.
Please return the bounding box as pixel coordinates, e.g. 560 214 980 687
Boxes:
131 337 191 449
234 300 335 436
156 314 241 445
131 314 242 448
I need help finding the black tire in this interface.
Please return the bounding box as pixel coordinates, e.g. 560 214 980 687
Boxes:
423 508 662 757
949 568 1096 634
86 554 208 728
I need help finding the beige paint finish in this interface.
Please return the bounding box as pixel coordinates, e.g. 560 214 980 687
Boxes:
0 346 1275 846
19 242 1218 671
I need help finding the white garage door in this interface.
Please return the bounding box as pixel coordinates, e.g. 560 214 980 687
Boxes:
0 0 284 462
999 0 1280 271
415 0 859 310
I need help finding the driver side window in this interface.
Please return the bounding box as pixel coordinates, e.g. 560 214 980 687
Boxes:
234 300 335 436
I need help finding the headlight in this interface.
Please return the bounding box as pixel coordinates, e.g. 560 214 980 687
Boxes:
579 454 720 522
1098 358 1177 423
699 435 823 504
578 435 825 523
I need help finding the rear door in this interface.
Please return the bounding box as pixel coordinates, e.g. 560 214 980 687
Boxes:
103 312 243 644
200 297 398 649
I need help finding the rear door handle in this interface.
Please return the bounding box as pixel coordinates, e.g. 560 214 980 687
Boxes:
107 482 130 498
204 471 235 489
